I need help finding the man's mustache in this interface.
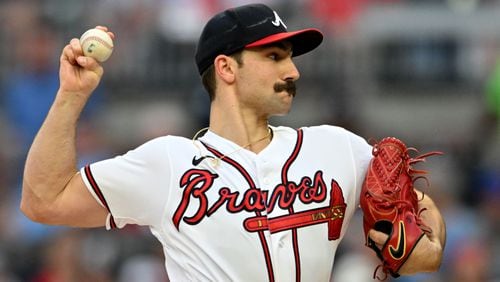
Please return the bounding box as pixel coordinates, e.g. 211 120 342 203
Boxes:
274 80 296 97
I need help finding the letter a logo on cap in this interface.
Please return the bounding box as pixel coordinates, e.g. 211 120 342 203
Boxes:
271 11 287 29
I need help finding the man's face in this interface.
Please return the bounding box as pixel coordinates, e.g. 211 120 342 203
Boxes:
235 41 300 118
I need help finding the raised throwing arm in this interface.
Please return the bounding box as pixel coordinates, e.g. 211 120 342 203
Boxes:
20 26 114 227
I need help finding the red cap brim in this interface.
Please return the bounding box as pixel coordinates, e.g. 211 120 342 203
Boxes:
245 28 323 56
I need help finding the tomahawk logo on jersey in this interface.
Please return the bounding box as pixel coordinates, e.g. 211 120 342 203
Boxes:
173 163 347 241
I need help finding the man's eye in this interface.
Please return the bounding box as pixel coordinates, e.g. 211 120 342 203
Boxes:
269 53 278 60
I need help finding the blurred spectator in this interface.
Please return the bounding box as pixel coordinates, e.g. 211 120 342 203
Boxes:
30 230 88 282
2 19 59 166
307 0 371 35
0 16 66 255
2 19 105 172
1 16 106 247
449 241 492 282
486 57 500 121
79 230 120 282
89 0 160 86
118 254 169 282
157 0 218 43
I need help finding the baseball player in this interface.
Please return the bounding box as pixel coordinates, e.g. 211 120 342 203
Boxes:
21 3 445 281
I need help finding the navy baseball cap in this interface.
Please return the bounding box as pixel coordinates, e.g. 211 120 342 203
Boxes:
195 3 324 75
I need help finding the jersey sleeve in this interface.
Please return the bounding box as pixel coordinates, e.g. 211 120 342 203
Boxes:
80 136 172 229
345 130 373 206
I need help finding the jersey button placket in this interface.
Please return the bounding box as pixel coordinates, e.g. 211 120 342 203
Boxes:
257 157 290 281
255 157 279 275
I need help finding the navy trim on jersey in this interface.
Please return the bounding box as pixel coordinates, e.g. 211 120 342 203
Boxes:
84 165 117 229
201 142 275 282
281 129 304 282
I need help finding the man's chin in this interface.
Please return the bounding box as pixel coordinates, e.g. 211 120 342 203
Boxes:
275 90 295 98
271 107 292 117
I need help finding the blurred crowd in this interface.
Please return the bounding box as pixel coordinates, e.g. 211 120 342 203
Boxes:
0 0 498 281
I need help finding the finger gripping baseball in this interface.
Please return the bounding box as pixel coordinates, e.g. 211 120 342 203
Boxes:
359 137 442 280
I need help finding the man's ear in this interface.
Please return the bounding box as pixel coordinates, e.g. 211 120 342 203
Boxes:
214 55 236 84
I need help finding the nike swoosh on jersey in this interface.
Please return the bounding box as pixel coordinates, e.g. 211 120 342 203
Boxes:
389 221 406 259
192 156 205 166
192 155 216 166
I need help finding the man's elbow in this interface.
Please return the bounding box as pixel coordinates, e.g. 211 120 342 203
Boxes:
20 195 46 224
20 185 55 224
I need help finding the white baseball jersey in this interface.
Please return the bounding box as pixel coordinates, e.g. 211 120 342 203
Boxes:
80 125 372 282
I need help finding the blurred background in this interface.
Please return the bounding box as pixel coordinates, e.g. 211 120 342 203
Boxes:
0 0 498 281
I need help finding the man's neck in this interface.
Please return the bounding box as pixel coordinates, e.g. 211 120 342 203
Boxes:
208 100 272 154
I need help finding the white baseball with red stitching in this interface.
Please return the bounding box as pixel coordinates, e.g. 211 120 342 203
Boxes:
79 28 114 62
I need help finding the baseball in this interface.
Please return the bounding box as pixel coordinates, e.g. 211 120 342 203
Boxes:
79 28 114 62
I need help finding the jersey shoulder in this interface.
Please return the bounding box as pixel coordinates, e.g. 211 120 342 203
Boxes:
272 124 369 147
140 135 194 150
272 125 347 137
299 124 372 155
299 124 349 134
298 124 358 140
117 135 197 167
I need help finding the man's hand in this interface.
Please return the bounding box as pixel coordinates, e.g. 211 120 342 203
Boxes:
367 229 389 250
367 191 445 276
397 191 445 275
59 26 114 99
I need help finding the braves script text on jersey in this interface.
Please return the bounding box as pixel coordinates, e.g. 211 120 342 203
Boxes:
80 125 372 281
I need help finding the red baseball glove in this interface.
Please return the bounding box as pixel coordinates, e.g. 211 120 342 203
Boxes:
359 137 442 279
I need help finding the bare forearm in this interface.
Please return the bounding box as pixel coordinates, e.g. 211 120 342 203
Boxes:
418 191 446 250
419 192 446 253
21 90 88 215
